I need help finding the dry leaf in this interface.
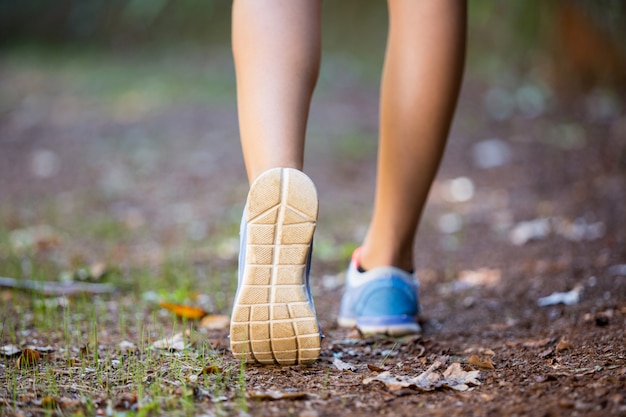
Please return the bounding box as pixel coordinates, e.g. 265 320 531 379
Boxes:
198 365 222 376
17 348 40 368
333 356 357 372
114 393 137 410
556 338 572 352
468 355 495 370
368 364 386 372
248 390 307 401
200 314 230 330
345 327 364 340
457 268 501 288
522 338 553 348
58 397 83 410
364 372 411 391
151 333 186 351
539 348 554 358
441 363 482 390
41 396 57 409
363 360 481 392
159 301 207 320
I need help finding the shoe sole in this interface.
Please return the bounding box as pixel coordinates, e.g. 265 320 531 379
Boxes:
337 317 421 337
357 323 421 337
230 168 320 365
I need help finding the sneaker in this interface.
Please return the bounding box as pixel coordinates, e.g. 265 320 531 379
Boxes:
230 167 321 365
337 247 421 336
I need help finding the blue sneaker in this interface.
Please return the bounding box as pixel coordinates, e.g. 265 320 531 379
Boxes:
230 168 321 365
338 247 421 336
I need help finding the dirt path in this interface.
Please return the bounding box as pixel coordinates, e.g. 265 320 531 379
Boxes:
1 48 625 416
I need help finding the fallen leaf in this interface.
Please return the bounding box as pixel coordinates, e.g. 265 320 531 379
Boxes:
442 362 482 391
522 338 553 348
114 393 137 410
200 314 230 330
363 360 480 392
58 397 83 410
345 327 364 340
198 365 222 376
368 364 387 372
556 338 572 352
468 355 495 370
151 333 186 351
159 301 207 320
17 348 40 368
41 396 57 409
456 268 501 289
539 348 554 358
248 390 307 401
333 356 357 372
1 345 21 358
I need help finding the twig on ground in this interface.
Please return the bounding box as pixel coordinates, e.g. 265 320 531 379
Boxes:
0 276 117 296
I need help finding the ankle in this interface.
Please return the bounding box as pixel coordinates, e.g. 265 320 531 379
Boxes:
357 245 414 273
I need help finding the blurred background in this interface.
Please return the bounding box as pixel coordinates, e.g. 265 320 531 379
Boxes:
0 0 625 310
1 0 625 89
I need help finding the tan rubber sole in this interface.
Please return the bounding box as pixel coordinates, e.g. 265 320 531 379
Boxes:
230 168 321 365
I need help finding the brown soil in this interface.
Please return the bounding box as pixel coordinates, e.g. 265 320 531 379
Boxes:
1 49 625 416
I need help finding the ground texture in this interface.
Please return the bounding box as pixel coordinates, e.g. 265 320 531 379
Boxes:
0 46 625 416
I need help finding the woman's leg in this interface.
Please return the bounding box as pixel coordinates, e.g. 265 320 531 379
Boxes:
230 0 323 365
360 0 467 272
232 0 321 183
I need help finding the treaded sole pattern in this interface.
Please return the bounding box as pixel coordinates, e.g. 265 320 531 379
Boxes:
337 318 421 337
230 168 320 365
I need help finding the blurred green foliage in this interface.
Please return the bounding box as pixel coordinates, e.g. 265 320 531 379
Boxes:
1 1 623 50
0 0 232 47
0 0 624 91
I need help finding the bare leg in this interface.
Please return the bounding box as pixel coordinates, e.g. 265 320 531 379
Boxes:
232 0 321 183
360 0 466 272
